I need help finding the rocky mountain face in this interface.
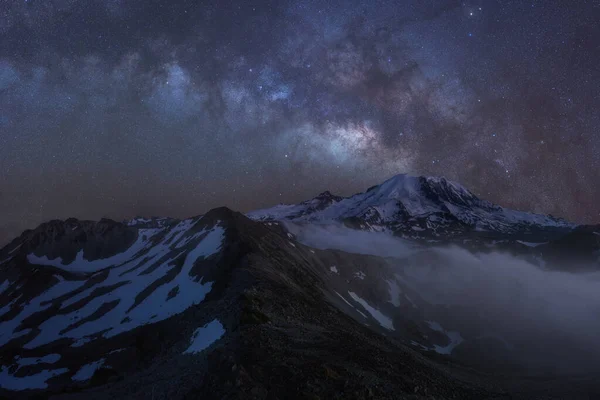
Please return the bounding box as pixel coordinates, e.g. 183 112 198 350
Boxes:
1 175 600 399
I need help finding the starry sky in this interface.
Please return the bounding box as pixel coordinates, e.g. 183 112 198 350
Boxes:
1 0 599 244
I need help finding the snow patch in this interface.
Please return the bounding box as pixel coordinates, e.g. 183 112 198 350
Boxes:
183 319 225 354
16 226 224 349
127 217 152 226
426 321 464 355
516 240 547 248
329 266 339 274
387 280 402 307
173 219 206 249
0 366 69 390
348 291 394 330
434 331 464 355
0 256 13 265
71 337 92 348
334 292 368 319
0 280 10 295
354 271 366 280
16 354 61 366
410 340 430 351
427 320 444 332
72 359 105 382
26 228 163 273
0 277 86 348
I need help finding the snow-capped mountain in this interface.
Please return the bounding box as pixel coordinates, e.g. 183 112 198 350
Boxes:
1 175 600 399
249 174 573 239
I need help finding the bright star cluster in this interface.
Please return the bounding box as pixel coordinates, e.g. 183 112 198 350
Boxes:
0 0 599 244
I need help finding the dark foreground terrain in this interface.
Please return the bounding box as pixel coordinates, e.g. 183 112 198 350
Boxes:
2 175 600 399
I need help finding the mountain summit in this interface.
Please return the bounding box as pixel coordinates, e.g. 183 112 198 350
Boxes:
249 174 572 238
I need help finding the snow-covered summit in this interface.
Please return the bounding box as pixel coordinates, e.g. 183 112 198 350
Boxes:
248 174 573 236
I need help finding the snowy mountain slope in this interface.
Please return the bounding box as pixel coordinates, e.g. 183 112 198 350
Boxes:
0 210 242 397
248 174 574 239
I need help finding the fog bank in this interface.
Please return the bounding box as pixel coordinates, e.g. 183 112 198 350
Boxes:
286 221 600 375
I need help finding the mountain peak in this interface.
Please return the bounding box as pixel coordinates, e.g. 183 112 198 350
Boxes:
376 174 475 200
355 174 482 215
248 173 572 235
312 190 343 203
201 206 243 224
316 190 334 198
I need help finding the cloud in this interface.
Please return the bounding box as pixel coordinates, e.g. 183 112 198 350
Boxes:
399 246 600 374
287 221 600 375
283 221 414 258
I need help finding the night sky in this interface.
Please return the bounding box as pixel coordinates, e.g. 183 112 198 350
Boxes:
1 0 599 244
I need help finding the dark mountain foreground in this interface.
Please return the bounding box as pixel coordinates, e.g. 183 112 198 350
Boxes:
2 175 600 399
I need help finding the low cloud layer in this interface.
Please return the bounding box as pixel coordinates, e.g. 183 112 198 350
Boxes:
402 247 600 375
287 221 600 375
284 221 415 258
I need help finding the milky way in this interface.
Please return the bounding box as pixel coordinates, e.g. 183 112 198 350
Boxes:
1 0 599 244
